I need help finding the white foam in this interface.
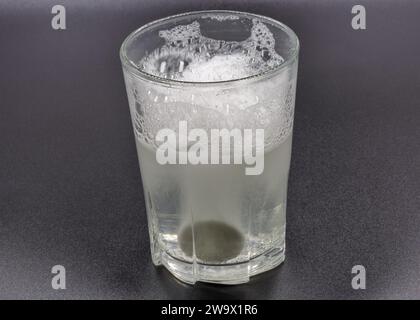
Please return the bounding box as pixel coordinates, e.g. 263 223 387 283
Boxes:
181 53 252 82
130 17 294 149
139 18 284 82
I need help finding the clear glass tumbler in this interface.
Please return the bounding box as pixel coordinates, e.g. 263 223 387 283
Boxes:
120 10 299 284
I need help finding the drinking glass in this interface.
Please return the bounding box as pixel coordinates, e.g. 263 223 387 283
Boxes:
120 10 299 284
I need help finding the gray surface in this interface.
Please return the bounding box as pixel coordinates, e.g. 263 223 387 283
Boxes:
1 0 420 299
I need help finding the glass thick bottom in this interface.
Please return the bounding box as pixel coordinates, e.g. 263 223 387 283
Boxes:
152 243 285 285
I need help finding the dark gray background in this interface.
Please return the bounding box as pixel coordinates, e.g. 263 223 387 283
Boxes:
1 0 419 299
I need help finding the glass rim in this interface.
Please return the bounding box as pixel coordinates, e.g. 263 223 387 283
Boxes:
120 10 300 87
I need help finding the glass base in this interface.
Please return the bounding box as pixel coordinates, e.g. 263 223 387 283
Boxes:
153 245 285 285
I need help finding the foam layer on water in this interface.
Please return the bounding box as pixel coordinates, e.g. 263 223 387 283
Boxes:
139 19 284 82
129 16 295 150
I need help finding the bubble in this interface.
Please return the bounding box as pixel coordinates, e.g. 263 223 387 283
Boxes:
131 17 294 150
139 18 284 82
201 13 240 21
